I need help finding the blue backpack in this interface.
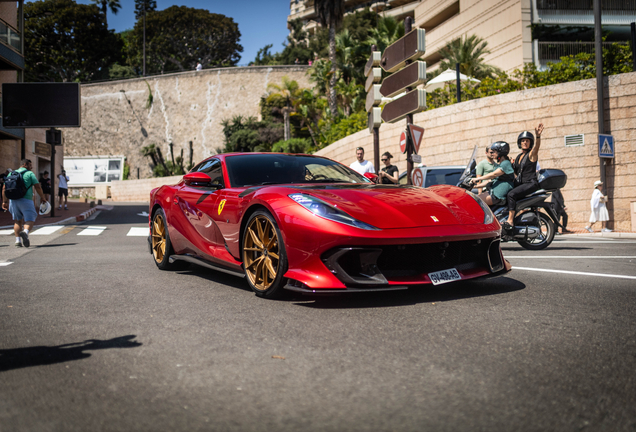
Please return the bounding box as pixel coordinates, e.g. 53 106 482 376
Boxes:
4 169 32 200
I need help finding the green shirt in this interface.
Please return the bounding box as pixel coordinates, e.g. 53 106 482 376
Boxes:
490 159 514 201
15 167 39 201
476 159 496 176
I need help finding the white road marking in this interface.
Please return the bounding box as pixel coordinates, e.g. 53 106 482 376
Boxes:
0 262 13 266
506 256 636 259
0 229 15 235
127 227 149 236
31 226 64 235
137 212 149 217
77 226 107 236
513 266 636 280
550 240 636 244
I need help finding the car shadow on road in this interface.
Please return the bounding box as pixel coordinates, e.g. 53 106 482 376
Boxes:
294 277 526 309
176 266 252 292
0 335 142 372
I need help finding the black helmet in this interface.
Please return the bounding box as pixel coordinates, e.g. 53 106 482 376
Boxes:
489 141 510 159
517 131 534 149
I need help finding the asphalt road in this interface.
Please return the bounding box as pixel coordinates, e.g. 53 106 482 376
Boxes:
1 203 635 432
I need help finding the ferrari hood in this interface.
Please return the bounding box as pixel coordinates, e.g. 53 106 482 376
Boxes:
288 184 480 229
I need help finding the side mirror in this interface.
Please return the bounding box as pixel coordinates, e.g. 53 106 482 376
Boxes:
364 172 379 183
183 172 221 188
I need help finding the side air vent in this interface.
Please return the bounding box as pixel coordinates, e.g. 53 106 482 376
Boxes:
565 134 584 146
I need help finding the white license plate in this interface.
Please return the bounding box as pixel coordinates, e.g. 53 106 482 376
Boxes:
428 268 462 285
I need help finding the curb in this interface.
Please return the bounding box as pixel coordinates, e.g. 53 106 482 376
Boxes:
76 208 98 222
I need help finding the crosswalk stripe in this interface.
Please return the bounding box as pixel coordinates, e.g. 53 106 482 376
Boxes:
77 226 107 236
0 262 13 266
32 226 64 235
127 227 149 237
0 229 14 235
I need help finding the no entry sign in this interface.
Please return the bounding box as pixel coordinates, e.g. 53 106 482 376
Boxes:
400 131 408 153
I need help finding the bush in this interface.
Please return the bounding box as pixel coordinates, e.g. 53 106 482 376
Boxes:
271 138 312 154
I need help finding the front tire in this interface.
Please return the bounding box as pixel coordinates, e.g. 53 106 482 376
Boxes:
151 208 180 270
242 210 288 299
518 212 555 250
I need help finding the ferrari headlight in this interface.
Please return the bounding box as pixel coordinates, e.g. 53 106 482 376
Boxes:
466 191 494 224
289 193 379 230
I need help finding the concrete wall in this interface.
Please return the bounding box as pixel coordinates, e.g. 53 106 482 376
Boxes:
63 65 312 180
316 72 636 232
109 176 183 202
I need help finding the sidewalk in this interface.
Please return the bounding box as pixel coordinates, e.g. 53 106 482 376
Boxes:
0 199 95 229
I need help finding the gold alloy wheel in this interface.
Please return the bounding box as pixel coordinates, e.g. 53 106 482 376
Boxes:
243 215 280 291
152 213 167 264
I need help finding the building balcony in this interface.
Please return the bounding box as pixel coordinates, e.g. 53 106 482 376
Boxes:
0 17 24 70
532 0 636 25
534 40 629 69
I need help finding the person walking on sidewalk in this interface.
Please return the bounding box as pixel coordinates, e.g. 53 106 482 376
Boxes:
585 180 611 233
1 159 48 248
58 169 70 210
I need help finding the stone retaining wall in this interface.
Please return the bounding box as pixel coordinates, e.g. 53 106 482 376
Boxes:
316 72 636 231
64 65 311 180
110 176 183 202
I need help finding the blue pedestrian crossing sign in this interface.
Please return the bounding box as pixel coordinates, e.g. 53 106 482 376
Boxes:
598 134 614 158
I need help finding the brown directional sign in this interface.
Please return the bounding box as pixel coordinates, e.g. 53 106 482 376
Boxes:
364 51 381 77
365 84 382 112
381 89 427 124
368 107 381 133
379 61 426 98
365 67 382 92
380 28 426 73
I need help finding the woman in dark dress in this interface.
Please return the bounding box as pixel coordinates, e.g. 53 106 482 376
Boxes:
378 152 399 184
39 170 51 202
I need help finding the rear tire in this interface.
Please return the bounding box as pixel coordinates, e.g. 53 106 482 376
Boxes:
242 210 288 299
518 212 555 250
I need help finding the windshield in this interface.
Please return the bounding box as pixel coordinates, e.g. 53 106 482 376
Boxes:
225 154 370 188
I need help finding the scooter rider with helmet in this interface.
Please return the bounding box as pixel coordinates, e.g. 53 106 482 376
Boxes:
504 123 544 229
471 141 515 207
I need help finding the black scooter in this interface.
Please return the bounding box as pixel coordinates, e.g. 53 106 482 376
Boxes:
457 148 567 250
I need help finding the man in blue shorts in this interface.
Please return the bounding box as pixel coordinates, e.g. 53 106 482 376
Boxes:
1 159 48 248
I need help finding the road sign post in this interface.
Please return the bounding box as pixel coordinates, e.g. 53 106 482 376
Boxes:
376 17 426 185
365 46 383 172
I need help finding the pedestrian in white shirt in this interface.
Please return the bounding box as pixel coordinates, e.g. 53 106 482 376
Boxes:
58 170 70 210
349 147 375 176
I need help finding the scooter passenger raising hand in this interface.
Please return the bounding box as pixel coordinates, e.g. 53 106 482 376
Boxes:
505 123 544 229
470 141 515 207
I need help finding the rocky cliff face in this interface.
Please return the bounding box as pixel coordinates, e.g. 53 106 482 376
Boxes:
64 66 311 179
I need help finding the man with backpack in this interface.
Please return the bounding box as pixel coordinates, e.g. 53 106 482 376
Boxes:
1 159 48 248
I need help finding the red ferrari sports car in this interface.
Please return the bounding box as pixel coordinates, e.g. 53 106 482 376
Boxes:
148 153 510 298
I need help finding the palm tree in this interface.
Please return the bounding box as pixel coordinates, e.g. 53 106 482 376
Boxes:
293 89 326 149
314 0 345 116
92 0 121 27
366 16 405 54
266 77 301 141
438 35 501 79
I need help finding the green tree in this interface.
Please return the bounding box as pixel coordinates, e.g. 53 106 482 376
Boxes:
438 35 501 79
126 6 243 74
25 0 124 82
314 0 345 116
365 15 404 54
91 0 120 26
266 77 302 141
134 0 156 19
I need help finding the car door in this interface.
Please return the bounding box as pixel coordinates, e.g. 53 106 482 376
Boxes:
174 158 225 257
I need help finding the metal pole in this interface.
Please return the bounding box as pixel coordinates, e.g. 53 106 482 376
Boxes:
48 128 56 218
631 22 636 72
594 0 605 184
405 17 413 186
456 62 461 103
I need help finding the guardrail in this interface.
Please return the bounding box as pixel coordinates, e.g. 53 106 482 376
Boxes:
0 17 20 53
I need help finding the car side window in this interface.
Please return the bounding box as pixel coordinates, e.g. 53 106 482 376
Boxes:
195 159 224 186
